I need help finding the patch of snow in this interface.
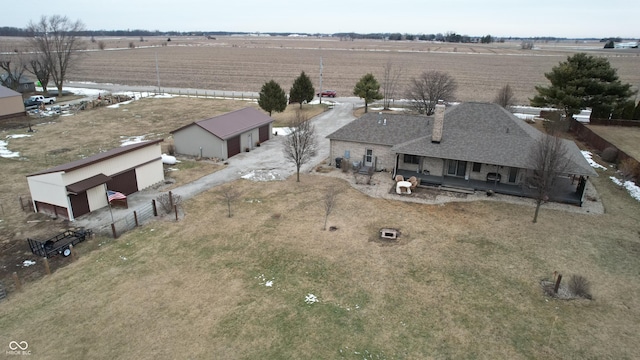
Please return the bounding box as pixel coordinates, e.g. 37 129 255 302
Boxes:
7 134 32 139
272 127 292 136
241 169 285 182
581 151 607 170
305 293 319 304
610 176 640 201
256 274 274 287
265 280 273 287
119 255 127 261
22 260 36 267
513 113 536 121
0 139 20 158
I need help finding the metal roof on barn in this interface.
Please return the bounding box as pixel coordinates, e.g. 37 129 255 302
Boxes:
27 139 163 177
171 107 273 140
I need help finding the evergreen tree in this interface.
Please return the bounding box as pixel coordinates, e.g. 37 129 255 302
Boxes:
258 80 287 116
530 53 636 121
353 73 383 113
289 71 315 109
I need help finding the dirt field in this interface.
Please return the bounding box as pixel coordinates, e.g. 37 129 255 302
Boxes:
4 35 639 104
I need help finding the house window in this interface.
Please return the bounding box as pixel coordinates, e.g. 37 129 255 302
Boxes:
447 160 467 177
403 154 419 164
508 167 518 183
472 162 482 172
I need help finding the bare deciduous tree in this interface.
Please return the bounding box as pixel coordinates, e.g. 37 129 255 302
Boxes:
218 185 241 218
527 134 570 223
381 60 402 110
322 187 339 230
283 110 317 182
494 84 516 110
0 49 29 91
405 70 457 115
25 53 51 93
26 15 86 96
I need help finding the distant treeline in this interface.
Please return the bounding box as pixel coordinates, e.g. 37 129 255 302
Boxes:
0 26 623 42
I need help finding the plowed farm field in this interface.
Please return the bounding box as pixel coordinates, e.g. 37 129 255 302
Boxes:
46 36 640 104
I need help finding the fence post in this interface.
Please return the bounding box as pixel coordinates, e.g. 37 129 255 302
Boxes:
70 244 77 261
111 223 118 239
12 272 21 292
134 211 139 227
174 205 178 221
554 274 562 294
43 257 51 275
152 200 158 216
169 191 174 209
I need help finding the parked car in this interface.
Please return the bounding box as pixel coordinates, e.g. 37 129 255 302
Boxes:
23 98 42 110
317 90 337 98
28 94 56 104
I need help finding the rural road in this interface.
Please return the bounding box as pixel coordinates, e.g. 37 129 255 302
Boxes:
73 82 361 231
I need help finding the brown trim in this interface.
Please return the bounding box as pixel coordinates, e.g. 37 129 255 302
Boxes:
66 173 112 194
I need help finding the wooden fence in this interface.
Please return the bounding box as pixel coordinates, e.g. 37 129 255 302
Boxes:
570 118 640 169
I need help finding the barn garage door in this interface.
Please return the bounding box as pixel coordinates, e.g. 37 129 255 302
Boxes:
69 191 90 218
35 201 69 220
259 125 270 143
227 135 241 158
107 169 138 195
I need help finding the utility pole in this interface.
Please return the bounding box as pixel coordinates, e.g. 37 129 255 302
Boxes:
155 52 161 91
319 57 323 104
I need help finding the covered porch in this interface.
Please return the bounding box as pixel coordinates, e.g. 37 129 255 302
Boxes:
395 169 585 206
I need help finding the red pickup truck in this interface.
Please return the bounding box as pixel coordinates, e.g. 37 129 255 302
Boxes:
317 90 336 98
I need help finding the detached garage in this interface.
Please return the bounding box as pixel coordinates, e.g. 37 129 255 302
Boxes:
0 85 26 120
171 107 273 159
26 140 164 221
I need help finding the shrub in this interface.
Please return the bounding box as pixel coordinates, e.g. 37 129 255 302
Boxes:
619 158 640 181
568 275 592 299
166 144 175 156
156 192 182 214
601 147 618 163
97 40 106 50
129 42 136 49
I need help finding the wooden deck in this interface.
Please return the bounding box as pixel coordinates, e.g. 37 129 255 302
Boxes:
395 170 583 206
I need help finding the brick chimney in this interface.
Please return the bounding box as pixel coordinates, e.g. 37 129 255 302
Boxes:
431 100 446 143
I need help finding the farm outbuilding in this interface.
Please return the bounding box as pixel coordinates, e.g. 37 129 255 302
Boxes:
0 85 26 120
26 140 164 221
171 107 273 159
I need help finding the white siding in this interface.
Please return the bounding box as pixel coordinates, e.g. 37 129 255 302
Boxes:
136 159 164 190
62 143 162 185
87 185 108 211
173 126 225 159
27 172 67 207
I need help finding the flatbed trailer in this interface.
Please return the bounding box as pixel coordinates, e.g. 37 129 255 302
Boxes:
27 229 92 258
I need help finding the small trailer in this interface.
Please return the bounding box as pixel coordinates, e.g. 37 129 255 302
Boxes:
27 229 92 258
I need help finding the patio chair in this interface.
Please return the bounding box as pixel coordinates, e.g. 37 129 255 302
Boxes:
395 175 404 182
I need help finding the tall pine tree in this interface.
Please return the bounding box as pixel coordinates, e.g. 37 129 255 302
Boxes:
258 80 287 116
530 53 636 121
289 71 315 109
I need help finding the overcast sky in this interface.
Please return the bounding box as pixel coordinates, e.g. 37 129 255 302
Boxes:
5 0 639 39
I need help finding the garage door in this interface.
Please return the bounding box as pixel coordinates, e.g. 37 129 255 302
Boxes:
259 125 270 143
69 191 90 218
35 201 69 220
107 169 138 195
227 135 241 158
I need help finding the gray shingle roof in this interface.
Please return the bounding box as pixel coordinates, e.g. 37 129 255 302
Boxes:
328 102 597 177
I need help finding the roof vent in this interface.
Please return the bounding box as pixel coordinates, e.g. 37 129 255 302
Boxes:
383 119 387 126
